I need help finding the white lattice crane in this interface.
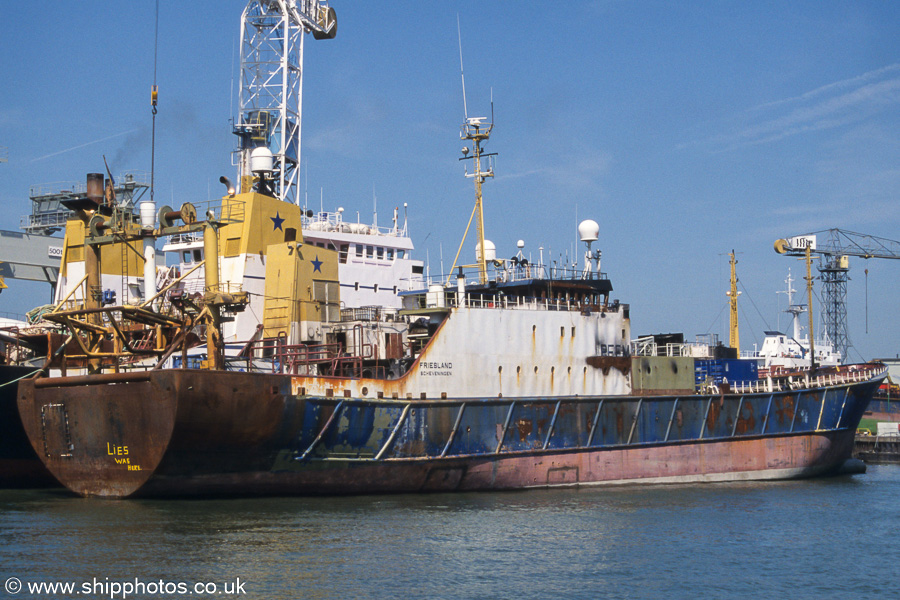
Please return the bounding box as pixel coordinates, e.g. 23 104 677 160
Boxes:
774 228 900 361
232 0 336 205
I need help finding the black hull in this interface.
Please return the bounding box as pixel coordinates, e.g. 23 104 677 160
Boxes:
1 365 56 488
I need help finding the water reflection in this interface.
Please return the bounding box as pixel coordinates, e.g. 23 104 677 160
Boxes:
0 469 898 600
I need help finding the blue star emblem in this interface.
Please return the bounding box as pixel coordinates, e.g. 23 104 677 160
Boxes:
311 255 323 272
271 211 285 231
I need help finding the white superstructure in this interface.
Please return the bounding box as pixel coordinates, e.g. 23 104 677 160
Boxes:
743 270 841 373
300 206 425 309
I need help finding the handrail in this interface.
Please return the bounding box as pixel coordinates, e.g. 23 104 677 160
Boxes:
140 260 205 308
49 274 89 314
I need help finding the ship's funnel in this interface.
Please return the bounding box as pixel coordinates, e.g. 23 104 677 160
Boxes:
86 173 104 204
61 173 103 211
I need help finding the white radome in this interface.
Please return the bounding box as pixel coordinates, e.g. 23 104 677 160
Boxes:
578 219 600 243
250 147 274 174
475 240 496 262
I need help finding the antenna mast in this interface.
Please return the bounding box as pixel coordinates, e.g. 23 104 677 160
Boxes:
447 22 496 285
233 0 336 205
457 15 468 120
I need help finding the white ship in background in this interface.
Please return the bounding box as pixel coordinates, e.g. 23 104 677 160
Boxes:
744 270 841 375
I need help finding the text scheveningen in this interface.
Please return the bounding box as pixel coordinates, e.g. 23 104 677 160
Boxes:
419 361 452 376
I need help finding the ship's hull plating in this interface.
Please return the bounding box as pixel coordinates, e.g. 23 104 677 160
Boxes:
17 369 883 498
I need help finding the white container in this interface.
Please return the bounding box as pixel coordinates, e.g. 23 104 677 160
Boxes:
426 284 445 308
139 200 157 230
876 422 900 436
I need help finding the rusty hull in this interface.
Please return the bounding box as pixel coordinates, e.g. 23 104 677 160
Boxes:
16 368 883 498
17 370 292 497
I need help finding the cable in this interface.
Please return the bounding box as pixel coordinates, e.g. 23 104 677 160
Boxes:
150 0 159 204
704 301 728 336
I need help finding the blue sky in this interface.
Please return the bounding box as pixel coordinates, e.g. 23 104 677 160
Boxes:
1 1 899 360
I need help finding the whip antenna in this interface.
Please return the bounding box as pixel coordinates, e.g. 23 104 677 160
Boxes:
457 15 468 120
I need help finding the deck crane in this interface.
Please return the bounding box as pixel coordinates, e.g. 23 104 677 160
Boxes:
233 0 337 206
774 228 900 361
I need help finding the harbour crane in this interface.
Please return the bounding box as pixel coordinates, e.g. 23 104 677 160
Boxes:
774 228 900 361
233 0 337 206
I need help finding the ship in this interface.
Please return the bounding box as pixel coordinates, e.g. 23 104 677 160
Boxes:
741 270 841 377
12 112 888 498
859 357 900 433
0 321 55 487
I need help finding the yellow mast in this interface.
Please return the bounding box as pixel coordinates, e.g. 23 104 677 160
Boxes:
728 250 740 351
472 123 489 284
447 117 495 285
804 245 817 370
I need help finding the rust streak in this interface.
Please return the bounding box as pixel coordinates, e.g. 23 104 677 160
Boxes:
515 418 532 442
734 402 755 435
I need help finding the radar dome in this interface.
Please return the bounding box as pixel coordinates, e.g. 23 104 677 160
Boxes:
475 240 496 262
250 147 274 174
578 219 600 243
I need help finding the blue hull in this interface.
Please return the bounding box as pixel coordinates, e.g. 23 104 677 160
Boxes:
16 366 886 497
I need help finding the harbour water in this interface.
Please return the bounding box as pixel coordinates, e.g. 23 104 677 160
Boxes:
2 466 899 600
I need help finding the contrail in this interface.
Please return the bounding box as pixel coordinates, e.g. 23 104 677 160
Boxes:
30 128 140 162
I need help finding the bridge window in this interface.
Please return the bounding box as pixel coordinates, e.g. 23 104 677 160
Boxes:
182 249 203 263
